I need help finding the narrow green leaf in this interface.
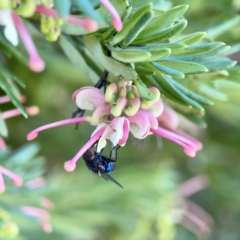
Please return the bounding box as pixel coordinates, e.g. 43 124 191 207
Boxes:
151 62 185 78
177 32 206 45
206 16 240 40
196 60 237 71
133 78 155 101
0 33 28 66
171 80 214 105
7 143 40 164
182 114 207 128
170 45 230 61
138 5 189 38
53 0 70 18
0 75 27 118
133 20 188 44
58 35 99 84
137 42 187 52
135 65 156 76
106 44 151 63
110 3 152 45
84 36 138 80
198 85 228 101
123 11 154 46
158 60 208 74
156 73 204 111
146 48 171 62
0 63 25 88
171 42 225 56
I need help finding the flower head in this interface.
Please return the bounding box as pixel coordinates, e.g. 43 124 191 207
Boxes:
27 76 203 173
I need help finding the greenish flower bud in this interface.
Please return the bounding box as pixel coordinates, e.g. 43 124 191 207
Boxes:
0 221 19 238
0 0 10 9
111 97 127 117
15 0 36 17
56 18 63 27
105 83 118 103
45 28 61 42
124 98 140 116
119 87 126 97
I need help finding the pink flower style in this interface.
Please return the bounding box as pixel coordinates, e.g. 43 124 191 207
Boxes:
27 79 202 173
0 95 39 193
20 206 52 233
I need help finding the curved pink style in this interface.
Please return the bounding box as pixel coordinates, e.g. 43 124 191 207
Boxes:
0 166 23 193
100 0 122 31
11 11 45 72
150 127 197 157
27 117 91 141
64 127 106 172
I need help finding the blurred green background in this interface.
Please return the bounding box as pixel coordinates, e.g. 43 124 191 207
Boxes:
2 0 240 239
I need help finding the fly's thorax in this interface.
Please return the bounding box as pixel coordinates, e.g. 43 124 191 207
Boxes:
82 147 95 162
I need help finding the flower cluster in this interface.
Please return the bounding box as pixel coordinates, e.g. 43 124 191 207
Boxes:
0 0 122 72
27 78 202 173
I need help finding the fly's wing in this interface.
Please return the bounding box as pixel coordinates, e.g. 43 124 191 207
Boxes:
101 173 123 188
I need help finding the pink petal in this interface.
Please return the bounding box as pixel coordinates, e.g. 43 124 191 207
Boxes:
74 87 105 110
157 105 179 130
128 110 150 139
118 117 130 146
147 100 164 117
92 103 111 124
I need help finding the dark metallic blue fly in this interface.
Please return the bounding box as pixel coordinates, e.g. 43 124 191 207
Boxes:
82 145 123 188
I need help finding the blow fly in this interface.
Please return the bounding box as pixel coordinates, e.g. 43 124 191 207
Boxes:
83 145 123 188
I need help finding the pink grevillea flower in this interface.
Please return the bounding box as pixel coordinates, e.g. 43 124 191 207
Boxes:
175 175 213 237
100 0 122 31
35 5 98 33
91 117 130 152
0 166 23 193
20 206 52 233
154 105 202 157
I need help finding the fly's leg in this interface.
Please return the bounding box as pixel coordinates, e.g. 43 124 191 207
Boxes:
109 145 120 162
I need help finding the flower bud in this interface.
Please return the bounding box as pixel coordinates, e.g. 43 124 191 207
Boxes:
15 0 36 17
105 83 118 103
111 97 127 117
124 98 140 116
148 86 160 103
119 86 126 97
0 0 10 9
45 28 61 42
